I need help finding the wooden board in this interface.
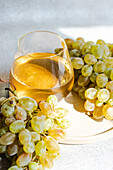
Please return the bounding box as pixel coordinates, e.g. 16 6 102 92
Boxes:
58 92 113 144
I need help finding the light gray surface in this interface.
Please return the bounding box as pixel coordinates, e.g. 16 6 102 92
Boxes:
0 0 113 170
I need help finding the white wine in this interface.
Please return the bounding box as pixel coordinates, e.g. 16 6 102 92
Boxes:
10 53 74 101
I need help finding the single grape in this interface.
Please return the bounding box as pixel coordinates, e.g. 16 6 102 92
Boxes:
44 136 59 154
28 162 39 170
84 99 95 111
31 116 45 133
8 166 23 170
104 68 113 79
93 105 104 120
0 132 16 145
76 37 85 43
85 88 97 99
44 118 54 130
79 87 87 99
39 152 53 169
23 142 35 153
71 57 84 69
102 104 113 120
110 69 113 81
81 65 93 77
96 74 108 88
95 100 103 107
93 61 106 73
96 39 105 45
97 89 110 102
106 81 113 92
73 82 81 92
72 40 84 50
46 95 58 108
7 143 18 156
19 129 31 145
16 152 32 167
84 54 97 65
77 75 90 87
102 44 110 58
39 101 53 117
82 42 94 55
56 118 70 129
1 102 15 117
19 97 37 112
31 131 40 142
91 44 103 59
9 120 26 133
0 126 9 136
15 106 27 121
5 116 15 126
35 141 46 156
103 57 113 68
54 108 69 118
70 49 82 58
0 145 7 153
64 38 74 50
48 128 66 140
90 72 98 83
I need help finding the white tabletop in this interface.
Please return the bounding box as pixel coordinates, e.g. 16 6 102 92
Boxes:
0 1 113 170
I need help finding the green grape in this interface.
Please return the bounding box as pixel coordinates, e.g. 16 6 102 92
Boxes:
15 106 27 121
89 84 95 88
44 118 54 130
0 145 7 153
102 44 110 58
39 101 53 117
7 143 18 156
107 99 113 106
104 68 113 79
39 152 53 169
46 95 58 108
97 89 110 102
0 132 16 145
102 104 113 120
85 88 97 99
95 100 103 107
48 128 66 140
72 40 84 50
96 39 106 45
71 57 84 69
0 97 6 105
96 74 108 88
70 49 82 58
110 69 113 80
35 141 46 156
31 132 40 142
19 129 31 145
91 44 103 59
9 120 26 133
76 37 85 43
0 126 9 136
84 99 95 111
82 41 94 55
28 162 39 170
19 97 37 112
84 54 97 65
5 116 15 126
77 75 90 86
93 61 106 73
23 142 35 153
16 152 32 167
78 87 86 99
81 65 93 77
93 106 104 120
95 86 101 91
103 57 113 68
31 116 45 133
8 166 23 170
54 108 69 118
1 102 15 117
73 82 81 92
106 81 113 91
64 38 74 50
56 118 70 129
90 72 98 83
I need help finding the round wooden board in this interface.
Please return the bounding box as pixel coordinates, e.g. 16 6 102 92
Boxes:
58 92 113 144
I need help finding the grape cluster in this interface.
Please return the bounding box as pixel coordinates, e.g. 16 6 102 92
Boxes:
64 37 113 120
0 95 69 170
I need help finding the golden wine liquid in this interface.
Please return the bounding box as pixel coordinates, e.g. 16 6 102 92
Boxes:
10 53 74 101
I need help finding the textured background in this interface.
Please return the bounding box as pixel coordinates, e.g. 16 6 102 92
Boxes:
1 0 113 169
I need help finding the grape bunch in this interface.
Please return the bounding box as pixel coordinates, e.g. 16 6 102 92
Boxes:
0 94 69 170
63 37 113 120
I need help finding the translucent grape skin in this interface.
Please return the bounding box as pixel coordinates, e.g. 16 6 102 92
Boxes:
90 72 98 83
8 166 23 170
102 104 113 120
46 95 58 108
31 131 40 142
19 129 31 145
5 116 16 126
39 152 54 169
97 89 110 102
106 81 113 92
72 57 84 70
93 105 104 120
96 39 106 45
7 143 18 156
84 54 97 65
15 106 27 121
0 145 7 153
77 75 90 87
93 61 106 73
0 132 16 145
64 38 74 50
81 65 93 77
96 74 108 88
35 141 46 156
9 120 26 133
31 116 45 133
23 142 35 153
110 69 113 81
39 101 53 117
48 128 66 140
28 162 39 170
1 102 15 117
85 88 97 100
91 44 103 59
84 99 95 111
16 152 32 167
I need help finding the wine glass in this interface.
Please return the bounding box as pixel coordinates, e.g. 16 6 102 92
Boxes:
9 31 74 101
